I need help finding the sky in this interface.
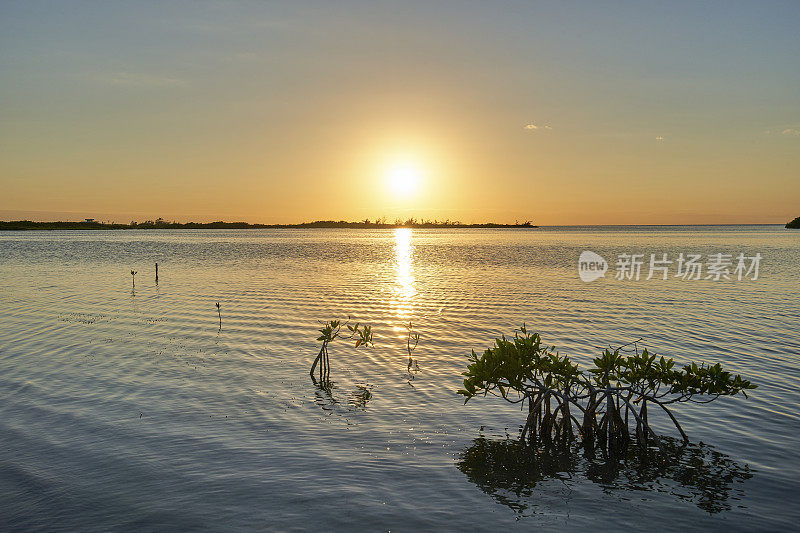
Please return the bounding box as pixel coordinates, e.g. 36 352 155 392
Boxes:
1 1 799 225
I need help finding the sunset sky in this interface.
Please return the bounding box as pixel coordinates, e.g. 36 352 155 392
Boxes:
1 1 798 225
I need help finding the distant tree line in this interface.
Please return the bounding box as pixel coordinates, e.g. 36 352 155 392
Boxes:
0 217 537 230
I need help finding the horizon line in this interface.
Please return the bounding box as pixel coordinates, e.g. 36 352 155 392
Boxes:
0 218 790 229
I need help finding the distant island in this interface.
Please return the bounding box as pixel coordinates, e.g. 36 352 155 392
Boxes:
0 218 537 231
787 217 800 229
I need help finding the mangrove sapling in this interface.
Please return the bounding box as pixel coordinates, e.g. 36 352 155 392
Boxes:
130 270 137 288
215 302 221 329
457 325 755 458
406 321 420 371
309 317 373 384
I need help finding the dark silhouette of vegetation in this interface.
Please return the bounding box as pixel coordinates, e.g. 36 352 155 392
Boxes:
0 220 131 230
310 318 373 384
215 302 221 330
130 270 137 289
311 380 374 412
0 218 537 231
786 216 800 229
458 325 755 458
405 321 420 371
348 384 373 409
458 434 753 515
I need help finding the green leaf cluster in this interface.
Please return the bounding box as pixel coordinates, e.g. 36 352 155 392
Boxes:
316 318 373 349
317 319 342 343
458 326 755 404
458 324 578 402
347 322 373 349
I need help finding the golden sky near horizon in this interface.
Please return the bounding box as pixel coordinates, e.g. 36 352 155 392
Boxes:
1 2 799 225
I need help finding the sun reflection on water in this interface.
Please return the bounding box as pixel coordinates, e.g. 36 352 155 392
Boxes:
391 228 416 322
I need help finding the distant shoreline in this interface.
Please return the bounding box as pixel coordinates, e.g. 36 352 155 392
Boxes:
0 220 790 231
0 220 538 231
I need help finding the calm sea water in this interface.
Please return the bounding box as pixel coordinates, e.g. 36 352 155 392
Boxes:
0 226 798 531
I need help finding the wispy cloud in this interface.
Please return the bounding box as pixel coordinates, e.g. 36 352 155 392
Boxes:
94 72 185 88
781 128 800 136
655 136 664 141
524 123 552 131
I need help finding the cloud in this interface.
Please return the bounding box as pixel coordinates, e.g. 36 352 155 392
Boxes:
524 123 552 131
655 136 664 141
781 128 800 136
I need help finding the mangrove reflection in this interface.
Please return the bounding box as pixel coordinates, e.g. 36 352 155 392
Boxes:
312 379 373 412
348 385 373 409
457 436 753 516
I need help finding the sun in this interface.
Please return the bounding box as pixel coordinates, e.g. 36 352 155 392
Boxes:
386 160 422 197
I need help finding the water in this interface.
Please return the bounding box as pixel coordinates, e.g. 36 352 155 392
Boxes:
0 226 798 531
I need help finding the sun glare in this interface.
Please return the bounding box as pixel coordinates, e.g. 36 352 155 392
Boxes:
386 160 422 197
391 227 416 321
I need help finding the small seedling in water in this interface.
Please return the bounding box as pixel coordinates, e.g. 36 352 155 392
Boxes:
347 321 374 349
310 316 373 384
215 302 221 329
130 270 137 288
406 321 420 371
